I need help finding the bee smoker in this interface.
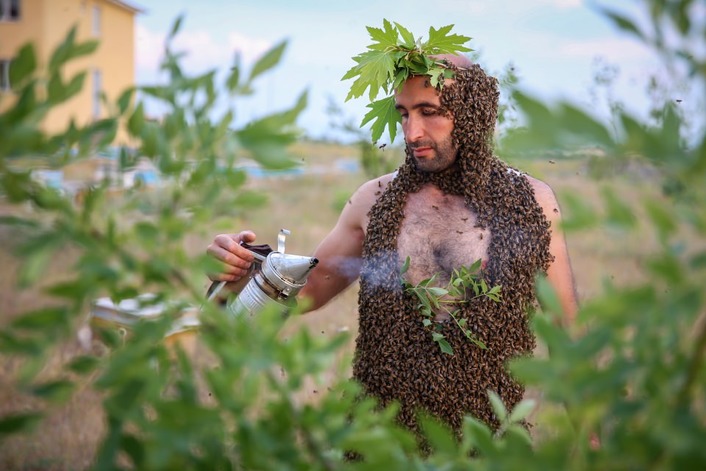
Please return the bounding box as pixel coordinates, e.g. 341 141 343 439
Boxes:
207 229 318 317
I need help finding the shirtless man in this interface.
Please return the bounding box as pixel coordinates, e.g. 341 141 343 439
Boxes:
207 54 577 435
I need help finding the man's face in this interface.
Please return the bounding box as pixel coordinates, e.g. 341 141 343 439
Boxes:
395 76 457 173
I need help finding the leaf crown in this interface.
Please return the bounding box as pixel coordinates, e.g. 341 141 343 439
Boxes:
342 20 472 144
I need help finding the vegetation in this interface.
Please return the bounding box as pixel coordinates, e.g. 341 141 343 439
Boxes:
342 20 472 143
0 1 704 469
401 257 500 353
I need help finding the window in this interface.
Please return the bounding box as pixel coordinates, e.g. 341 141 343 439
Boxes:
0 59 11 91
92 5 101 36
92 69 102 118
0 0 21 21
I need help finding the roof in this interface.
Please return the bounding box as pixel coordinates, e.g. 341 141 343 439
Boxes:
103 0 144 14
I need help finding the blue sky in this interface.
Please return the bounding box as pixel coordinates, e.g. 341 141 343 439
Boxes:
134 0 664 142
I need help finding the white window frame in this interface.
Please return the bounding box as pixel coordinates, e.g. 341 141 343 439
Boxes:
92 4 101 36
92 68 102 118
0 0 21 22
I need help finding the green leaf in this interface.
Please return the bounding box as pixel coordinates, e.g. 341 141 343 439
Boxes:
400 255 411 275
344 50 396 102
597 7 646 41
644 198 676 241
117 88 134 114
226 55 241 93
30 380 75 403
67 355 101 375
248 41 287 82
365 19 399 52
487 389 507 422
427 287 448 297
0 413 42 438
168 15 184 40
419 413 457 454
9 43 37 86
463 416 495 454
425 24 472 54
394 22 416 48
11 307 70 332
602 186 637 229
19 245 56 287
535 275 562 320
508 399 536 424
360 96 401 143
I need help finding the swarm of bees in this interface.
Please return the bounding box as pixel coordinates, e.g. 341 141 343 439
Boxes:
352 62 554 442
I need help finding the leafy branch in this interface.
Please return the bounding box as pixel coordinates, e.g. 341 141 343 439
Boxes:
341 20 472 143
401 257 501 355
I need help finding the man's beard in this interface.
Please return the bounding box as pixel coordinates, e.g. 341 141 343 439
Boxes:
407 135 458 173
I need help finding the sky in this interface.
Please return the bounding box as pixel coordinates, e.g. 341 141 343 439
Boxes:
132 0 675 143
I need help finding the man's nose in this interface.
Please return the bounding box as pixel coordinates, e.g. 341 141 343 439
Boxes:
404 115 424 143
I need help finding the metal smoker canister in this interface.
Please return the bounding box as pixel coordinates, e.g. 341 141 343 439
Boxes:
228 250 318 316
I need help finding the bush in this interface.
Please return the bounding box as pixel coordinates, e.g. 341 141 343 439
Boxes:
1 3 705 470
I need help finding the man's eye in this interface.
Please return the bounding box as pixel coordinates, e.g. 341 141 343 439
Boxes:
421 108 437 116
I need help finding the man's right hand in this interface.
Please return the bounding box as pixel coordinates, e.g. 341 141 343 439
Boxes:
206 230 258 282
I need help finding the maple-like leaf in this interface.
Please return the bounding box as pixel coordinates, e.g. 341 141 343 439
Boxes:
425 25 472 54
360 96 401 143
366 19 399 50
342 21 473 143
343 50 396 102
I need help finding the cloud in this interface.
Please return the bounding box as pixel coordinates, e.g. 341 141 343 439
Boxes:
226 32 273 65
543 0 581 8
558 37 652 62
135 23 165 74
135 24 275 80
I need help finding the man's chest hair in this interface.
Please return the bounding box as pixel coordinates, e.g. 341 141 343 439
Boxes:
397 188 491 286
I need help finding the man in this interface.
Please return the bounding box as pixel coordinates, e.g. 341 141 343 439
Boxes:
207 54 577 436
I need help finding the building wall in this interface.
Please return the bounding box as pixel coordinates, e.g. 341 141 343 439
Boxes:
0 0 138 143
0 0 46 61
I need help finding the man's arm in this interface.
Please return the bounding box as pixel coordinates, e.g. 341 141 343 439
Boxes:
529 177 579 326
298 177 386 311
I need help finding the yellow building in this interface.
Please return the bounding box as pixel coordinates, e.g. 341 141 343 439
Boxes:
0 0 141 143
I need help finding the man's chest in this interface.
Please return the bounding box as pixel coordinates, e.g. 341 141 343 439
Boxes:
397 186 491 286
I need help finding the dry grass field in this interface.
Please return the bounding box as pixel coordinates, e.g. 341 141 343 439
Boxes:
0 142 676 469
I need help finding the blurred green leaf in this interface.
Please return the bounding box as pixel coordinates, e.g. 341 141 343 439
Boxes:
508 399 536 424
67 355 101 375
645 197 677 241
8 43 37 87
602 186 637 229
248 41 287 82
0 413 42 438
29 380 75 403
488 389 508 422
419 413 457 454
11 307 70 333
597 6 646 40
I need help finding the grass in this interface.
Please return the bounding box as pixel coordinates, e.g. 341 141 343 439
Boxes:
0 141 683 469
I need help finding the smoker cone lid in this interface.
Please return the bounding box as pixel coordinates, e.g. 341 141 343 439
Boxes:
264 252 319 289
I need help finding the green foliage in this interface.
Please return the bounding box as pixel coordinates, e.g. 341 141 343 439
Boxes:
401 257 500 354
342 19 472 143
2 3 706 470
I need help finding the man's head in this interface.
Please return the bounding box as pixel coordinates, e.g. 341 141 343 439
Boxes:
394 54 475 173
395 75 456 173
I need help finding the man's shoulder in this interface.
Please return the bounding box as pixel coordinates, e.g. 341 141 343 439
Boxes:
342 172 397 224
356 172 397 197
523 174 556 201
519 173 561 218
